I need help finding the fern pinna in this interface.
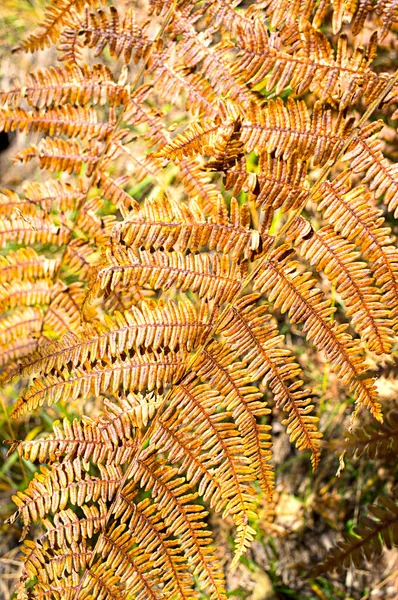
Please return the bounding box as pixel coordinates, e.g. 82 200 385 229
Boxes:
1 0 398 597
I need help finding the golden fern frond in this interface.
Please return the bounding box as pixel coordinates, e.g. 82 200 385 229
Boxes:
345 133 398 218
148 50 219 117
240 98 361 165
12 348 189 418
261 0 397 38
117 193 259 259
97 173 140 215
17 0 99 53
0 215 70 247
0 249 60 284
0 279 56 313
192 340 275 499
226 21 380 108
19 299 213 376
44 282 87 338
6 459 122 530
288 216 395 355
0 307 44 368
0 308 43 347
330 408 398 459
314 171 398 331
120 448 228 599
96 247 247 305
225 154 310 231
254 246 382 420
0 106 113 140
77 6 153 64
15 138 101 176
23 180 85 213
177 157 221 217
156 114 239 162
216 293 322 469
311 494 398 576
0 189 39 217
7 403 144 465
63 239 99 278
1 64 128 110
152 373 259 565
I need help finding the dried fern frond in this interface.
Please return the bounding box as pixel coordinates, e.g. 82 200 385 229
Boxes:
314 171 398 332
96 246 247 305
17 0 99 53
330 409 398 459
254 246 382 420
311 494 398 576
288 216 395 355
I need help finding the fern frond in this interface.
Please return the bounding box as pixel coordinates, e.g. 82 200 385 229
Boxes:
311 495 398 576
122 449 228 599
1 64 128 110
225 154 310 231
216 294 322 469
20 299 213 376
330 409 398 459
345 133 398 218
77 6 152 64
0 106 113 140
15 138 100 176
289 217 395 355
0 249 60 285
7 459 122 530
17 0 99 53
0 279 56 313
0 215 70 247
96 247 246 305
254 247 382 420
12 348 188 417
314 172 398 331
117 193 259 259
227 21 379 108
192 340 275 496
23 180 85 213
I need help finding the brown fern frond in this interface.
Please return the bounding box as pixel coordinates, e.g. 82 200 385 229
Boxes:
254 246 382 420
226 21 379 108
14 138 101 176
17 0 99 53
77 6 152 64
177 157 221 217
215 293 322 469
117 193 259 259
288 217 395 355
345 133 398 218
0 249 60 284
192 340 275 497
6 459 122 530
19 299 213 376
1 64 128 110
96 246 246 305
148 50 219 117
330 409 398 459
0 105 113 140
12 348 188 418
226 154 310 232
314 172 398 331
311 495 398 576
123 448 228 599
98 173 140 215
240 98 359 165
